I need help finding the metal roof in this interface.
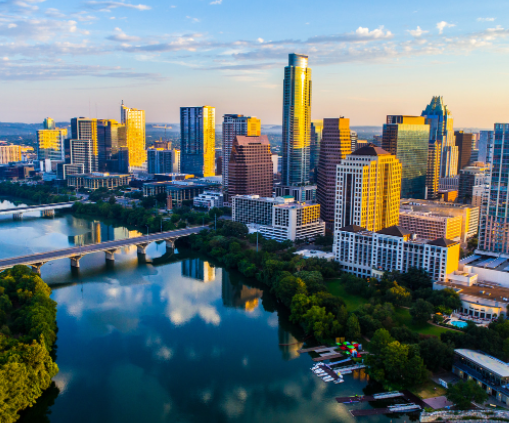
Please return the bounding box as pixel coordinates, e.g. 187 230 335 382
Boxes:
456 349 509 378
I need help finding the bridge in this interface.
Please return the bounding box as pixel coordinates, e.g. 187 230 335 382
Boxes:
0 201 75 218
0 226 206 273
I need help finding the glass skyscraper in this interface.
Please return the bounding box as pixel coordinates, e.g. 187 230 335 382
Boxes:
382 115 430 199
121 103 146 170
310 120 323 183
282 53 312 186
479 123 509 254
180 106 215 177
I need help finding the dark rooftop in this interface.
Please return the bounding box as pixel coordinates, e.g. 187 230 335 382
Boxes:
339 224 366 233
428 238 458 247
376 226 411 237
351 143 390 156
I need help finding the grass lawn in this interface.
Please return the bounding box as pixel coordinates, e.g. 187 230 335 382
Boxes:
410 379 447 399
393 308 454 337
327 279 369 311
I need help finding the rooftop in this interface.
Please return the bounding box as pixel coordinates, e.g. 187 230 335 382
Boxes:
428 238 459 247
234 135 269 145
376 226 412 237
455 349 509 378
351 143 390 157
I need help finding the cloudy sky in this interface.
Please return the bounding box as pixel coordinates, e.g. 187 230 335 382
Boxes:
0 0 508 127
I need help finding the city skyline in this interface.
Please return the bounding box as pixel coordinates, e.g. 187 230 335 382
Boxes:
0 0 508 126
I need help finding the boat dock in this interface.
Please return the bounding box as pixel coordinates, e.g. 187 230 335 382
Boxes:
336 391 404 403
350 404 421 416
332 364 366 373
312 353 344 362
297 345 327 353
316 365 342 381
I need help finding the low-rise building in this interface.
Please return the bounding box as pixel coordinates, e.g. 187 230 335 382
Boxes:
142 181 208 207
193 191 224 210
0 163 34 180
67 172 131 190
399 210 463 242
0 144 22 164
57 163 84 180
232 194 325 242
453 349 509 404
334 225 460 282
275 185 316 202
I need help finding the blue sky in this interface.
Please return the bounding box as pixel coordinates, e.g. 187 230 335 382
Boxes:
0 0 508 127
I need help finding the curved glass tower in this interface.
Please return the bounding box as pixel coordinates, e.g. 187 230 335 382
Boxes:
282 53 312 186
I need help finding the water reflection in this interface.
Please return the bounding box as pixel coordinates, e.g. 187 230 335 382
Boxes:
181 257 216 282
222 271 262 312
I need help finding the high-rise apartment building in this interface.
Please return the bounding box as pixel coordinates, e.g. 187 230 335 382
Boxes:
71 117 98 156
43 117 55 130
228 135 273 199
478 131 493 164
222 114 260 195
0 145 22 164
282 53 312 186
310 120 323 183
121 103 146 170
458 163 489 204
180 106 215 177
455 131 473 173
97 119 126 172
479 123 509 255
316 117 351 232
37 120 67 162
350 131 358 152
422 96 458 178
147 149 180 174
426 140 441 200
68 139 97 173
334 144 402 233
382 115 430 199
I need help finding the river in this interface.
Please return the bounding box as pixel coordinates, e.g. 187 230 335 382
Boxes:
0 199 415 423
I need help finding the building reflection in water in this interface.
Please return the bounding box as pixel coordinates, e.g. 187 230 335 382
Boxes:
181 258 216 282
221 271 262 312
278 327 304 361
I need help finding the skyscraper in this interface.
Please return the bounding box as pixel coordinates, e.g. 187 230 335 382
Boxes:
228 135 273 199
147 149 180 174
121 103 146 170
479 123 509 254
68 139 97 173
426 140 441 200
455 131 473 173
97 119 125 172
316 117 351 232
43 117 55 130
180 106 215 177
71 117 98 157
478 130 493 164
37 125 67 161
282 53 312 186
222 114 261 197
382 115 430 199
422 96 458 178
335 144 402 232
310 120 323 183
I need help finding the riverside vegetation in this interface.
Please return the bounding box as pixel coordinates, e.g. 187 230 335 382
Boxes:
0 182 77 204
0 265 59 423
181 221 509 394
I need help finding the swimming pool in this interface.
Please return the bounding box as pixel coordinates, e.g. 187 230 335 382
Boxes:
451 321 468 328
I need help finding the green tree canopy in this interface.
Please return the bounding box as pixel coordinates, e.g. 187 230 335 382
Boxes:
446 380 488 409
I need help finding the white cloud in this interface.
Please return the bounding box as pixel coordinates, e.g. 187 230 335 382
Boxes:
257 38 263 43
107 27 140 42
186 16 200 23
407 26 428 37
210 0 222 4
85 1 151 11
437 21 455 34
7 23 17 28
477 17 495 22
354 26 393 39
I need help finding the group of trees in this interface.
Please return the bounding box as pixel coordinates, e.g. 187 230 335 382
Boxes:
0 181 76 204
0 265 59 422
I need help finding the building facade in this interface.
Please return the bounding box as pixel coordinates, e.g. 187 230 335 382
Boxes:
275 184 316 202
426 140 441 200
382 115 430 199
142 182 207 207
71 117 98 158
0 145 22 164
455 131 474 173
193 191 224 210
120 103 146 170
399 210 463 241
310 120 323 183
68 139 98 173
67 173 130 190
334 225 460 282
335 144 402 233
316 117 351 232
458 163 489 204
180 106 216 177
37 127 67 162
478 131 493 164
222 114 260 195
97 119 125 172
147 149 180 174
228 135 273 199
282 53 312 186
231 195 275 226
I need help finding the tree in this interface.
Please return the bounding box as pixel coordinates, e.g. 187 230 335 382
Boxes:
390 325 419 344
219 221 248 238
398 267 433 291
418 337 454 371
385 283 412 307
370 329 394 355
346 314 361 341
209 207 224 219
294 271 326 294
446 380 488 409
410 299 434 324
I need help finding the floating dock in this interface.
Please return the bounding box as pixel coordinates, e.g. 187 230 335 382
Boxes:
336 391 404 403
316 365 342 381
312 353 344 362
332 364 366 373
350 404 421 417
297 345 327 353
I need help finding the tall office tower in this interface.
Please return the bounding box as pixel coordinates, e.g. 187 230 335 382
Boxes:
350 130 358 152
479 123 509 254
382 115 430 199
421 96 458 178
282 53 312 186
228 135 273 198
335 144 402 232
0 145 21 164
455 131 473 173
68 139 97 173
426 140 441 200
478 130 493 164
147 149 180 174
222 114 261 196
97 119 125 172
310 120 323 183
180 106 215 177
71 117 98 154
316 117 352 232
43 117 55 130
37 118 67 161
121 102 147 170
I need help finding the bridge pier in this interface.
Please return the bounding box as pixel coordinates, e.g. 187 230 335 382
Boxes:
105 249 119 262
31 262 45 274
165 239 175 250
70 256 82 268
13 212 23 220
136 243 149 255
42 209 55 218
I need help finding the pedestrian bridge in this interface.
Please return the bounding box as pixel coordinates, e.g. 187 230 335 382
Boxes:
0 201 75 218
0 226 206 273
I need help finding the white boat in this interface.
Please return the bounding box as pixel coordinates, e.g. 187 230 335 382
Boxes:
322 376 333 382
333 379 344 384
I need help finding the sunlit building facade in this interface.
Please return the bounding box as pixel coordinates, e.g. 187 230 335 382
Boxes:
382 115 430 199
426 140 441 200
282 53 312 186
71 117 98 157
180 106 216 177
97 119 126 172
0 145 22 164
310 120 323 183
37 127 68 161
121 103 146 170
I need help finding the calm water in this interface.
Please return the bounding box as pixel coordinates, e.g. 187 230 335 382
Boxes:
0 199 415 423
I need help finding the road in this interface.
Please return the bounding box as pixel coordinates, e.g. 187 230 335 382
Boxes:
0 226 206 270
0 201 75 215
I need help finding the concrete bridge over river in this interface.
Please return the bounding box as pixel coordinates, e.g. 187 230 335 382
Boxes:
0 201 75 218
0 226 206 273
